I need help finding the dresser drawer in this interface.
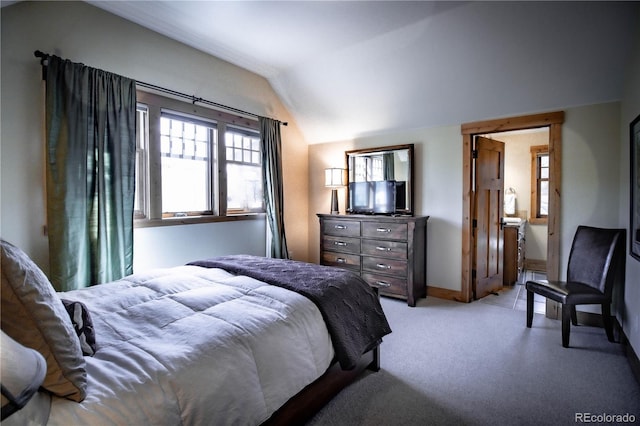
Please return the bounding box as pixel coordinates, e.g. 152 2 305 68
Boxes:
362 256 407 277
362 272 407 297
362 222 407 240
361 239 407 260
323 235 361 254
323 219 361 237
321 251 360 271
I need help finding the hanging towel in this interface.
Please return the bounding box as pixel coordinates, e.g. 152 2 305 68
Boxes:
504 187 517 215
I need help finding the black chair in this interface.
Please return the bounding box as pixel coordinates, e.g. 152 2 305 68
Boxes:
525 226 626 347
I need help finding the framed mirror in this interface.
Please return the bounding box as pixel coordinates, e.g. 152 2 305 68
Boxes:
345 144 414 215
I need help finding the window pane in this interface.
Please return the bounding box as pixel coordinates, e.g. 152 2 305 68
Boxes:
134 150 140 212
539 181 549 216
160 117 170 135
170 137 182 156
160 114 215 215
540 168 549 179
540 155 549 167
196 141 208 158
161 135 170 154
135 105 148 218
184 139 195 157
224 129 262 212
162 156 209 213
227 163 263 211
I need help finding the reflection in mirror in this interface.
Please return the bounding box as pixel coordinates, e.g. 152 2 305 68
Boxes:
345 144 414 215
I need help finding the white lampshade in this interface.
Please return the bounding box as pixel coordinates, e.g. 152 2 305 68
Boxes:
1 331 47 420
325 168 346 188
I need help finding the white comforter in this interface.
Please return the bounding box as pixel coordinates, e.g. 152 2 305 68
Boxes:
46 265 334 425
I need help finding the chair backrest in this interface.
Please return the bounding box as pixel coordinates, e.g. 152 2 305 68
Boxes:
566 226 626 296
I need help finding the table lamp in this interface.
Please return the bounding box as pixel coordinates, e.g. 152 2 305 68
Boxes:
324 168 346 214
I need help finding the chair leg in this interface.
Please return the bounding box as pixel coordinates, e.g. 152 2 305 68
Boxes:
571 305 578 326
601 303 615 343
562 304 572 348
526 289 534 328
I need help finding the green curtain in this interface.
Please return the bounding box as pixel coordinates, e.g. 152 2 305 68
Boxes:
45 56 136 291
260 117 289 259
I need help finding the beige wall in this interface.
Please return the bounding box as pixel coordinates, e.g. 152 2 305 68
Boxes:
0 1 310 272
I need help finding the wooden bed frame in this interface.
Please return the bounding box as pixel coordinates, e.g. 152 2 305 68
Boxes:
264 345 380 425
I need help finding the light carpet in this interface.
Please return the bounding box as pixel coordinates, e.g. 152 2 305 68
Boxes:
308 296 640 425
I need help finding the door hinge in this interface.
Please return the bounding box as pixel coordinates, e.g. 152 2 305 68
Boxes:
472 269 477 280
472 149 478 159
472 219 478 228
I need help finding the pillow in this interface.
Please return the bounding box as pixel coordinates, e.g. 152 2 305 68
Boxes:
0 239 86 402
61 299 96 356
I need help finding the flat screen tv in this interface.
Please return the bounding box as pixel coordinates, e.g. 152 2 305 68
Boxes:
349 181 373 213
394 181 406 210
349 180 399 214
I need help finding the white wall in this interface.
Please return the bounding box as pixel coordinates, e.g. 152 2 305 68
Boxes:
0 1 310 274
133 220 266 272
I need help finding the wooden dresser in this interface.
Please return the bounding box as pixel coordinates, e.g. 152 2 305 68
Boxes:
317 214 429 307
503 221 526 285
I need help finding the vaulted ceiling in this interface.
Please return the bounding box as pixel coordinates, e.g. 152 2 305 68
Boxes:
88 1 639 143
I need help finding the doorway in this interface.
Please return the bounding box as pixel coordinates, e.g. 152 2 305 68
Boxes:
460 112 564 312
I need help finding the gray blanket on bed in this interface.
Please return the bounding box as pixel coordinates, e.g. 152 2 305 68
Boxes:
188 255 392 370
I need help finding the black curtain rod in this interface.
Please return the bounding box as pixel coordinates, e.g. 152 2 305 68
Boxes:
34 50 287 126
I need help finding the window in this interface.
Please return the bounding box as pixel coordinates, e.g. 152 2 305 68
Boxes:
352 155 385 182
135 91 263 225
530 145 549 224
225 129 263 212
134 106 148 219
160 113 217 217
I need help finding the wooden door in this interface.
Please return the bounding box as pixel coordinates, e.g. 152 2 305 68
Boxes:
473 136 505 299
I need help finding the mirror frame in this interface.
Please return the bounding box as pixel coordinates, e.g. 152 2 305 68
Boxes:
345 143 415 216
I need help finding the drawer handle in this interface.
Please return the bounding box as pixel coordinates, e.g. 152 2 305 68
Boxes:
334 225 347 230
334 241 348 246
376 246 391 252
336 257 347 263
376 263 391 269
375 281 391 288
376 227 391 233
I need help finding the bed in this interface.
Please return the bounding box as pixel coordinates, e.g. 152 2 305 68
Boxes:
0 240 391 425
